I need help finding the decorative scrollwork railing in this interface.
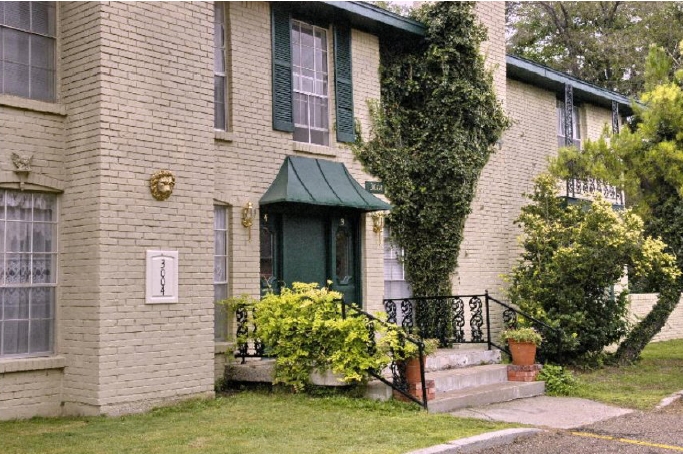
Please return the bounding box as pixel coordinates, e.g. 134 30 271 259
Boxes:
566 177 624 207
234 304 267 363
384 291 560 363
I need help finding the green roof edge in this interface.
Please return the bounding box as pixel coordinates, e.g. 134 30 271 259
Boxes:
507 54 634 111
321 1 426 36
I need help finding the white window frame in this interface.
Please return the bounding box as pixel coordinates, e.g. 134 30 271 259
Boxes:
291 19 329 146
214 205 229 341
214 2 229 131
0 1 57 102
557 100 582 149
383 226 411 300
0 191 58 358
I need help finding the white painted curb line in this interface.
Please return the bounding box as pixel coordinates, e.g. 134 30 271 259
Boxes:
656 390 683 409
406 428 545 454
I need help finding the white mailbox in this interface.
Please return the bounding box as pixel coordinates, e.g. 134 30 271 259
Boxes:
146 250 179 304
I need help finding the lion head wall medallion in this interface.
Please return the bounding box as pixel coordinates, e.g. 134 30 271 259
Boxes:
150 170 176 201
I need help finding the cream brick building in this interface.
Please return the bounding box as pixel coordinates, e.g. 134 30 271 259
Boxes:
0 1 676 421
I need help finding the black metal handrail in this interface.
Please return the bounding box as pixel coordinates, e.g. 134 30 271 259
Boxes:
384 291 560 362
341 300 429 410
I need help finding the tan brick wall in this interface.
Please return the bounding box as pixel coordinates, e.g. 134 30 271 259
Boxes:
92 1 216 414
629 294 683 342
453 2 508 298
583 103 613 141
503 80 558 264
59 0 105 416
0 368 63 420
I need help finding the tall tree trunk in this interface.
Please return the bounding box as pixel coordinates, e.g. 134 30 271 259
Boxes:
613 280 683 365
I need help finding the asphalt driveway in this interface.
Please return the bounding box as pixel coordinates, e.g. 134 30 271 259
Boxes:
468 398 683 454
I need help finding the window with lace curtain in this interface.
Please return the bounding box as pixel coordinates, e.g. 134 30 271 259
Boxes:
0 191 57 357
214 206 229 341
0 2 56 102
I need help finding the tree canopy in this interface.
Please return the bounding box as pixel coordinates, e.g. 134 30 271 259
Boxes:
552 45 683 363
507 1 683 96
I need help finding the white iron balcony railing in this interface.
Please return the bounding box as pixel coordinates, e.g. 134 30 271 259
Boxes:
563 177 624 207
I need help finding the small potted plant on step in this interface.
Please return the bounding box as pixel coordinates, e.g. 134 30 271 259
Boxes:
501 327 542 366
401 338 440 384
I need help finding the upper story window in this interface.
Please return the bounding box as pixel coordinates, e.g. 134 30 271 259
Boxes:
214 2 230 131
292 20 329 146
0 2 56 102
557 100 581 149
0 191 57 357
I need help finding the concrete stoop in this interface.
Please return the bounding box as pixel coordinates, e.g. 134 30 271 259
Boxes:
225 347 546 413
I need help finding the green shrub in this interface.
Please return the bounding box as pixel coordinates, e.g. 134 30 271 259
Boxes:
537 364 577 396
507 174 678 364
254 283 390 392
501 327 542 346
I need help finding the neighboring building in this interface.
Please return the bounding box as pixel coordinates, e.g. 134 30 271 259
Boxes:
1 1 678 421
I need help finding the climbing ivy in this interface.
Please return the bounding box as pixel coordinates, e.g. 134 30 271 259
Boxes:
352 2 509 297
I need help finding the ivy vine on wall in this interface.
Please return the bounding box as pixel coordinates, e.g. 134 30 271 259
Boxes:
352 2 509 297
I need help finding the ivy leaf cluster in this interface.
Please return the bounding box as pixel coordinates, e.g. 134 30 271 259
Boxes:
352 2 509 297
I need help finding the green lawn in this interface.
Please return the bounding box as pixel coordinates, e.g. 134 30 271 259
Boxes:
1 392 516 454
573 339 683 410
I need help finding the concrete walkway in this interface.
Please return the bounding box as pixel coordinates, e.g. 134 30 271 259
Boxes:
450 395 634 430
407 396 634 454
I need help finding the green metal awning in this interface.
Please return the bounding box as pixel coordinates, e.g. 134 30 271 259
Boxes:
260 156 391 212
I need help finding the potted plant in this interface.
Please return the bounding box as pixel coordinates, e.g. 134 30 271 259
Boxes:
403 338 439 383
502 327 542 366
384 335 439 384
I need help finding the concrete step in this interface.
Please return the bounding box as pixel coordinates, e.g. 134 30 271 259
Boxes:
428 380 546 413
427 364 508 394
425 347 501 372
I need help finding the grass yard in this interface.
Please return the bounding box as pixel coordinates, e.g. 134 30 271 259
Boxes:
1 391 516 454
572 339 683 410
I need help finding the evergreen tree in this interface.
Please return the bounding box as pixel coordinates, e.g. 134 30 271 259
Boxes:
553 45 683 363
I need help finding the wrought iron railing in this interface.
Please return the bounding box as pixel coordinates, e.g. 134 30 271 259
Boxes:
384 291 560 362
340 300 429 410
234 304 268 363
565 177 624 207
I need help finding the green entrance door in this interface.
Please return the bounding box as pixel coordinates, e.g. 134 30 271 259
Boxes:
282 214 327 289
260 210 361 305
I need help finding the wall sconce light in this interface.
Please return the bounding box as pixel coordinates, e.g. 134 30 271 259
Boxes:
371 212 385 245
241 202 255 241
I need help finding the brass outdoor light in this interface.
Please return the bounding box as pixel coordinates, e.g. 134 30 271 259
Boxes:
371 212 385 245
241 202 255 241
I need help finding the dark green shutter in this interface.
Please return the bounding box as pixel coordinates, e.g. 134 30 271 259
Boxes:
334 25 354 143
271 4 293 132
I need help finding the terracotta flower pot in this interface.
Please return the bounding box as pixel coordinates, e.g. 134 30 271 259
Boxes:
403 357 425 384
508 340 537 366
